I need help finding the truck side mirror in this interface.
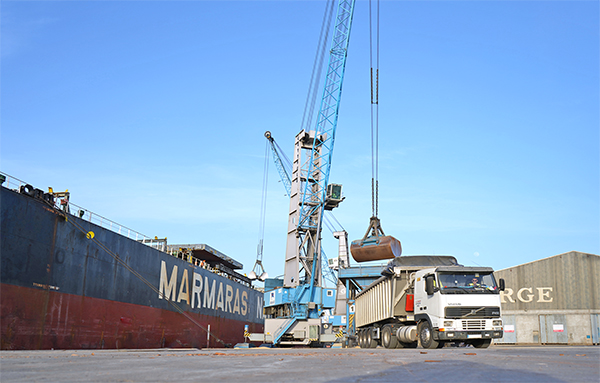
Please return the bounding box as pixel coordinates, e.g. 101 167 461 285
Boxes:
499 278 505 291
425 275 435 295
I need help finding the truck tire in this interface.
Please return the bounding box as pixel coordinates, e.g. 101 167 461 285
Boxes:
418 321 442 349
381 325 398 349
472 339 491 348
359 329 369 349
366 328 377 348
358 329 365 348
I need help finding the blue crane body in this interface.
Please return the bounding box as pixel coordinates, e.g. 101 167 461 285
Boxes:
247 0 356 346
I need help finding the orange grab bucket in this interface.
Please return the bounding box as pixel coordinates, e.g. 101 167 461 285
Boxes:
350 235 402 263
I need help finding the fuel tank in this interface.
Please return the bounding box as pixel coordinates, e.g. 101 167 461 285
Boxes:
350 235 402 263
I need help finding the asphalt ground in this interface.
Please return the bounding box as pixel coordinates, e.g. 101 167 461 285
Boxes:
1 345 598 382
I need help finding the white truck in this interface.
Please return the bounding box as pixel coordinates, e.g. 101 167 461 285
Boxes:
354 257 505 349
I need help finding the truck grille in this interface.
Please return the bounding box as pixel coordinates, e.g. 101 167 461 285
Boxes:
445 306 500 319
462 320 486 330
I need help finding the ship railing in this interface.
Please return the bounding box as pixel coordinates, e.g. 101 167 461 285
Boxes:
64 201 168 252
137 237 168 252
0 171 167 253
1 172 26 192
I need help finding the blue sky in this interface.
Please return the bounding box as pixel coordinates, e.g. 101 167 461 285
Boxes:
2 0 598 282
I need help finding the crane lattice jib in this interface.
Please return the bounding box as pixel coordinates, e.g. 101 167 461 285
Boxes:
298 0 355 233
266 134 292 196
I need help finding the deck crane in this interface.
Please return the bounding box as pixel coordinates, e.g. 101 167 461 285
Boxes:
247 0 356 346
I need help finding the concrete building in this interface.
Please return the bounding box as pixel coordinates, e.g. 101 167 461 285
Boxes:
494 251 600 345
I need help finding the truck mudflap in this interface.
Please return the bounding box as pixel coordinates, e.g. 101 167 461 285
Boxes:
434 330 503 341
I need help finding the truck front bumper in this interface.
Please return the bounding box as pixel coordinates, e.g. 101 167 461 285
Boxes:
435 330 503 341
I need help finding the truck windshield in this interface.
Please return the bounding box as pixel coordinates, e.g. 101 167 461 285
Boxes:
437 272 499 294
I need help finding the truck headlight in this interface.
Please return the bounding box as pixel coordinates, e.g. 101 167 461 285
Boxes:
493 320 502 327
443 321 453 327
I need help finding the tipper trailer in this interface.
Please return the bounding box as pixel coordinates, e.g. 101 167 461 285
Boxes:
352 256 505 349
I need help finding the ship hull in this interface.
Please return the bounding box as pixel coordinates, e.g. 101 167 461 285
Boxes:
1 186 264 350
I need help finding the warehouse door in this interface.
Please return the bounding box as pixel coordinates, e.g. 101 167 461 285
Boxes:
539 314 568 344
592 314 600 345
496 315 516 344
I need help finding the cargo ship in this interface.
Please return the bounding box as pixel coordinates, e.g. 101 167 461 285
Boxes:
0 173 264 350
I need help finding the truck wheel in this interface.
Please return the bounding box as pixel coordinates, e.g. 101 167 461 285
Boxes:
361 330 368 349
359 329 369 349
418 321 441 349
472 339 491 348
366 328 378 348
358 329 365 348
382 325 398 349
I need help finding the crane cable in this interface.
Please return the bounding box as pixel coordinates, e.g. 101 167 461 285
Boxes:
258 139 270 255
369 0 380 219
301 0 336 132
252 139 270 277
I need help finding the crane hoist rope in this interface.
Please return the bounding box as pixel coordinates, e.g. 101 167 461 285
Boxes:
370 0 380 220
301 0 336 134
249 140 270 281
349 0 403 263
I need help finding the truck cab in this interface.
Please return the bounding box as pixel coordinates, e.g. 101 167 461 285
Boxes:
414 266 504 348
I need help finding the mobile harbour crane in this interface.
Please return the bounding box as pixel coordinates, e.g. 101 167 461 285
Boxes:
245 0 505 348
246 0 356 346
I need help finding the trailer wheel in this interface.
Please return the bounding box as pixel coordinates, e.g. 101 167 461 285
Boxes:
472 339 491 348
418 321 441 349
366 328 377 348
358 330 366 348
359 329 369 349
381 325 398 349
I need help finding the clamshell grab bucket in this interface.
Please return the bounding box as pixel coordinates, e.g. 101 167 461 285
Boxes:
350 235 402 263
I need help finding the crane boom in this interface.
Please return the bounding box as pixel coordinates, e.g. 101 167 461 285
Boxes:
286 0 355 290
298 0 355 233
264 131 292 196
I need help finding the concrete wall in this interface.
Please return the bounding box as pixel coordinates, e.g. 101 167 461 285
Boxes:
497 311 599 345
493 252 600 345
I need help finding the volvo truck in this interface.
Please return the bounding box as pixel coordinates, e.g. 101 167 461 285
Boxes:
354 257 505 349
